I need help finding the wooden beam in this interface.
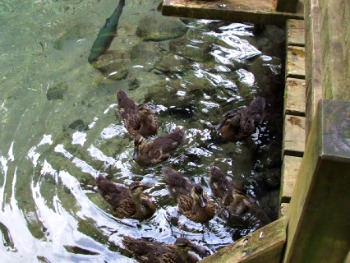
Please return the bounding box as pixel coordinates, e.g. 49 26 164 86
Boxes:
162 0 304 25
200 217 287 263
283 99 350 263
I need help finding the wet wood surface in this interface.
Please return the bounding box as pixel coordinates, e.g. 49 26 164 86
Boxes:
286 46 305 79
201 217 287 263
285 78 306 116
287 19 305 46
283 115 305 157
162 0 304 24
281 155 302 202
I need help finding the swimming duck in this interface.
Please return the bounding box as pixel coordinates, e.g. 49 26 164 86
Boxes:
96 175 156 220
162 167 192 199
133 127 185 166
163 168 215 223
209 166 254 216
123 236 206 263
116 90 158 138
208 166 233 201
216 96 266 142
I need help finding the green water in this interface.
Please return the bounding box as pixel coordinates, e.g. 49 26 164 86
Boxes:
0 0 285 262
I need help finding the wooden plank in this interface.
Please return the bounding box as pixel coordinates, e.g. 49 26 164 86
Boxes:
162 0 304 25
280 155 302 202
279 203 289 218
304 0 322 136
277 0 300 13
200 217 287 263
283 99 350 263
320 0 350 101
283 115 305 156
284 78 306 116
287 19 305 46
286 46 305 79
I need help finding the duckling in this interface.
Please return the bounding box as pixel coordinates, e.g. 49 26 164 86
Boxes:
116 90 158 138
96 175 156 220
208 166 233 201
224 188 255 215
209 166 254 216
178 184 216 223
216 96 266 142
133 127 185 166
162 167 192 199
123 236 206 263
163 168 215 223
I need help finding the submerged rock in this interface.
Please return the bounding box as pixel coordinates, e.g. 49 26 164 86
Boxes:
46 82 68 100
169 38 212 62
136 12 188 41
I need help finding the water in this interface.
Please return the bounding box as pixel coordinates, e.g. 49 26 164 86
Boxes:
0 0 285 262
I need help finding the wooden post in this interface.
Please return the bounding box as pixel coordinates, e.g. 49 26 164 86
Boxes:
276 0 300 13
283 99 350 263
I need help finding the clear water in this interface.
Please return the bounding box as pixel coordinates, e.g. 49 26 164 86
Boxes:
0 0 285 262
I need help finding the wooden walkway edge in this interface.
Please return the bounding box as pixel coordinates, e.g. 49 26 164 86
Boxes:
162 0 304 24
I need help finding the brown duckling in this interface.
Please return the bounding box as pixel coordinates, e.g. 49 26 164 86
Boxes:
163 168 215 223
116 90 158 138
216 96 266 142
123 236 206 263
162 167 192 199
208 166 233 201
96 175 156 220
133 127 185 166
178 184 216 223
209 166 254 216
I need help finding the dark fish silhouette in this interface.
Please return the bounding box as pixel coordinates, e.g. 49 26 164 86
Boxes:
88 0 125 63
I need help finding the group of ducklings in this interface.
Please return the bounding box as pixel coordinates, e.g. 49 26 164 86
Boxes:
95 90 266 263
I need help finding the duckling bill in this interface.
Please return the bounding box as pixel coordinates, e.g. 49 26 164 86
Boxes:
96 175 156 220
133 127 185 166
117 90 158 138
123 236 206 263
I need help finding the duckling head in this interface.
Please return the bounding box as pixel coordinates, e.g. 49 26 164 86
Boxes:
133 135 146 160
137 104 155 119
191 185 207 208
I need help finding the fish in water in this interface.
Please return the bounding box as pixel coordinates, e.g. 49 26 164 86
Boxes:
88 0 125 64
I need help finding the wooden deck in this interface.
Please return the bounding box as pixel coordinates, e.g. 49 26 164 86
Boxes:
280 19 305 215
162 0 304 24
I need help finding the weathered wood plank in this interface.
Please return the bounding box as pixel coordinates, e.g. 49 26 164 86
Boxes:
279 203 289 218
162 0 304 25
305 0 322 136
284 78 306 116
286 46 305 79
283 99 350 263
200 217 287 263
320 0 350 101
283 115 305 156
280 155 302 202
287 19 305 46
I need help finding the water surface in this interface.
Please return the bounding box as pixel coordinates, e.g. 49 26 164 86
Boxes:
0 0 285 262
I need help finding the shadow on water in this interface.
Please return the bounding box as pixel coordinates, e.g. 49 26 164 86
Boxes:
0 0 285 262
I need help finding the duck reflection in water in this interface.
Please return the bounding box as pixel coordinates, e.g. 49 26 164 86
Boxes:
96 175 156 220
216 96 266 142
123 236 208 263
117 90 158 138
133 127 185 166
163 167 215 223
